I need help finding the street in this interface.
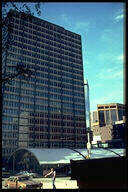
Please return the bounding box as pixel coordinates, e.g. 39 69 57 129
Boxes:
2 177 78 189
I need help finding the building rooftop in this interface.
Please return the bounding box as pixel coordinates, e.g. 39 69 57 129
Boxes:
8 9 81 37
97 103 124 106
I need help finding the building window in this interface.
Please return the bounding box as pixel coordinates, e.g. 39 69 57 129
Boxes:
110 106 116 108
118 109 123 121
98 106 104 109
105 110 110 125
98 111 105 126
110 110 117 124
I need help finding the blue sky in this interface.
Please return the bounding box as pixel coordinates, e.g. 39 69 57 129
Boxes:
7 2 125 111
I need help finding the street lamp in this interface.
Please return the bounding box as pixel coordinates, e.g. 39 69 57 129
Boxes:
13 154 15 173
86 132 91 159
84 80 91 159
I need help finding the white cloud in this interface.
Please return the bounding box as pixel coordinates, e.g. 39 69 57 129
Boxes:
60 13 90 34
114 8 124 23
73 21 90 35
114 14 124 22
97 52 124 66
116 54 124 62
97 67 123 80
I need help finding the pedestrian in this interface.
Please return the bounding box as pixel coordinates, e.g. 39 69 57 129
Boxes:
44 168 56 189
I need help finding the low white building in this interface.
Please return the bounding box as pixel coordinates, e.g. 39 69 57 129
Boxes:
91 135 101 144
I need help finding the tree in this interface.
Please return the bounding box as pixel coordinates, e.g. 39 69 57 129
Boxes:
2 2 41 20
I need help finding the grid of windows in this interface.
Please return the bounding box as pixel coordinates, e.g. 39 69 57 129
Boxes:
2 10 86 159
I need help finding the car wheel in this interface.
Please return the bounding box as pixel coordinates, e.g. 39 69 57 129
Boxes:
6 185 9 189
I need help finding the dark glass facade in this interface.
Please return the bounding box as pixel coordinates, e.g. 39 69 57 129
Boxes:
98 111 105 127
2 10 86 161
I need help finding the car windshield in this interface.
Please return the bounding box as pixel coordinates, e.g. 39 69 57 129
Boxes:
20 171 28 173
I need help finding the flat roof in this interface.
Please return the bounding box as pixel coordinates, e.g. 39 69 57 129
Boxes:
8 9 81 37
97 103 124 106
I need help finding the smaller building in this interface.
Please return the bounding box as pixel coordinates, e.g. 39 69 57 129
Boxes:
91 103 125 146
91 124 113 143
91 111 98 123
97 103 125 127
91 125 101 144
91 123 125 147
113 123 125 140
107 122 126 148
101 125 113 143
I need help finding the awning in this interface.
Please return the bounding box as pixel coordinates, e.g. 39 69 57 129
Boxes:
8 148 124 166
28 148 87 164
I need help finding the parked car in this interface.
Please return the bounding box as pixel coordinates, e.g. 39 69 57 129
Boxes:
15 171 39 178
2 168 6 171
4 175 43 189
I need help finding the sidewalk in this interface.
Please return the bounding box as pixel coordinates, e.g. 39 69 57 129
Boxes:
2 177 78 189
33 177 78 189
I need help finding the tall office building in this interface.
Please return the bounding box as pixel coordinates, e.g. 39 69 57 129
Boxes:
2 10 86 163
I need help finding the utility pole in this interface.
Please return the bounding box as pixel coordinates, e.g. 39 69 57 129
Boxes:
13 154 15 173
84 80 91 158
87 132 91 158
